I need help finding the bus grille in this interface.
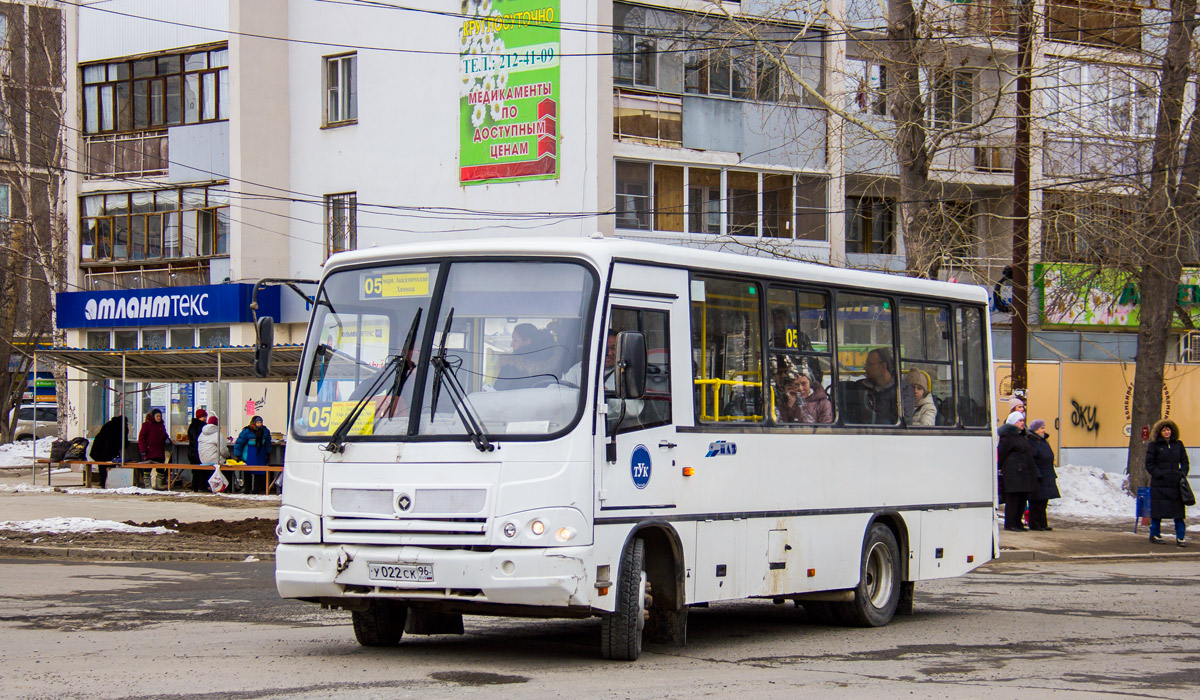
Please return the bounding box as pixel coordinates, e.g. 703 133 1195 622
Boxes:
324 516 488 544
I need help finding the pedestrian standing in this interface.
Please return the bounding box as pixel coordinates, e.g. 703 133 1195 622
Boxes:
136 408 171 490
1145 419 1190 547
234 415 272 494
997 412 1038 531
1027 419 1060 531
88 415 128 489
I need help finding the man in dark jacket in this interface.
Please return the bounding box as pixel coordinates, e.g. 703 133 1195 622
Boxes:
997 412 1038 531
1027 419 1060 531
187 408 208 492
1145 419 1190 546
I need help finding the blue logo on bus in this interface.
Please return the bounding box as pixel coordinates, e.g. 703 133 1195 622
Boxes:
705 440 737 457
631 444 652 489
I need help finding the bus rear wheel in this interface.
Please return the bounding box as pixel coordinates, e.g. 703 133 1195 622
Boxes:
838 523 901 627
601 537 646 660
352 600 407 647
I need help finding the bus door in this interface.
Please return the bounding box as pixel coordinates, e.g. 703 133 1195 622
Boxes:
600 295 681 511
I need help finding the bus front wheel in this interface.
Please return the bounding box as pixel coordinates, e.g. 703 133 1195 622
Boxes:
840 523 901 627
352 600 407 647
601 537 646 660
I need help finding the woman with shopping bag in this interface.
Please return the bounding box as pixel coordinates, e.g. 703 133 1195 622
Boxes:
197 415 228 492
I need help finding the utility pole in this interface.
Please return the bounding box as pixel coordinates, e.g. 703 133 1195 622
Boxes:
1010 0 1033 401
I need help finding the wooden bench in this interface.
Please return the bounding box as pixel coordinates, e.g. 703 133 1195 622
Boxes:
35 459 284 492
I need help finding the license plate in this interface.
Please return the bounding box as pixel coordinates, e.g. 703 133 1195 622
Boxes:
367 562 434 583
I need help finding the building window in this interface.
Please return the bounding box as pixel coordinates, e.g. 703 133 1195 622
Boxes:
1045 61 1155 138
614 33 657 88
846 196 896 254
326 192 358 256
933 71 974 127
324 53 358 125
848 60 887 116
81 45 229 135
1046 0 1140 50
616 162 652 231
80 186 229 264
1041 191 1135 262
616 161 828 240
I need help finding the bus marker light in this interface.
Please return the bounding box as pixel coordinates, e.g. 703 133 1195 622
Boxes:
530 520 545 536
503 522 517 538
555 527 575 542
807 568 816 577
598 586 610 596
967 555 974 563
682 467 695 477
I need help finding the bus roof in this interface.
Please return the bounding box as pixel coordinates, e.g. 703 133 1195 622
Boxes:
323 236 989 305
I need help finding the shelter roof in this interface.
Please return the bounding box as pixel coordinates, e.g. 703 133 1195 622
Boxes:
35 345 303 382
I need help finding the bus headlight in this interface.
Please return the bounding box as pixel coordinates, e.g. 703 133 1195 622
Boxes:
530 520 545 536
503 522 518 538
492 507 587 546
278 506 321 544
555 527 576 542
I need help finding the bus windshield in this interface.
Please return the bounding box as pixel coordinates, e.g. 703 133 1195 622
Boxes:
293 259 597 442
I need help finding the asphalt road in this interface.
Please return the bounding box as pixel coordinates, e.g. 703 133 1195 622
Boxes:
1 557 1197 699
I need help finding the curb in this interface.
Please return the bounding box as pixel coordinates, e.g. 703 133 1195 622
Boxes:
0 543 275 562
997 548 1200 563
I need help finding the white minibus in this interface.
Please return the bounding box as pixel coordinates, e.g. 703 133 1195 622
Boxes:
273 237 996 659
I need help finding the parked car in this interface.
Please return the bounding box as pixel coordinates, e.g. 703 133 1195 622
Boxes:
13 404 57 440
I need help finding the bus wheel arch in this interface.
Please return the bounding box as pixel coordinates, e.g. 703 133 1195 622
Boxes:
602 522 687 659
839 516 904 627
868 511 916 615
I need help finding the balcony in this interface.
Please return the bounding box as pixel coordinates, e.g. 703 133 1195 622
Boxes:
614 89 683 147
85 131 168 179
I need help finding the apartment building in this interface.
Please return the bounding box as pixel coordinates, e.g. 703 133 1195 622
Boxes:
53 0 1200 468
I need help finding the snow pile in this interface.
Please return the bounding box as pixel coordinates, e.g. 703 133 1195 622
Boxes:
0 437 56 467
1049 464 1136 520
0 517 174 535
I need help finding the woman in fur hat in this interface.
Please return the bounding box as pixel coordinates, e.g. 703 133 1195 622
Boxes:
1145 419 1190 546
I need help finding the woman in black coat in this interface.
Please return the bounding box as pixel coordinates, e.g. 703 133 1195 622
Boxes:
1026 419 1060 531
1145 419 1190 546
997 412 1039 531
88 415 128 489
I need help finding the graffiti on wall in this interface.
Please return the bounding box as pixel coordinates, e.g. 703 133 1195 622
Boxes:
1070 399 1100 433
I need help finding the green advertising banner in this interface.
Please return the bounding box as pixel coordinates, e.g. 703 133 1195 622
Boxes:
459 0 560 185
1036 262 1200 328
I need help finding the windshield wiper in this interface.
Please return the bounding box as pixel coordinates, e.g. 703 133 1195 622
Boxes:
428 309 494 452
381 308 423 420
323 308 423 454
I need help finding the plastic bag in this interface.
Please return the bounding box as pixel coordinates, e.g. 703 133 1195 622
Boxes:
208 466 229 493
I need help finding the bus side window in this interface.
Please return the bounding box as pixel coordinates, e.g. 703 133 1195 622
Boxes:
899 303 954 427
691 276 764 423
607 307 672 433
956 306 989 427
768 286 834 424
835 293 908 425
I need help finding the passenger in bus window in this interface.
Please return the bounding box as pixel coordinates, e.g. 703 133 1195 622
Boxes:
771 308 824 384
853 348 914 425
778 370 832 424
906 369 937 426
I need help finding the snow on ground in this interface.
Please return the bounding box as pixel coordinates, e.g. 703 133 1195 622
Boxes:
0 482 280 501
0 517 174 535
1049 465 1135 520
0 437 56 467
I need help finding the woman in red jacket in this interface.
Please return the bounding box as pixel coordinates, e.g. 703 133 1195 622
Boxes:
137 408 171 490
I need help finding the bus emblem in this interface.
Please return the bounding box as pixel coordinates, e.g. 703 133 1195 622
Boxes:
631 444 652 490
705 441 737 457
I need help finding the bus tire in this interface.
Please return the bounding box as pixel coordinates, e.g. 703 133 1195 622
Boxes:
841 523 901 627
601 537 646 660
352 600 407 647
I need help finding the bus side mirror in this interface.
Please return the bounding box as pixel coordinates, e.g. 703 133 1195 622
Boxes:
253 316 275 378
615 331 647 399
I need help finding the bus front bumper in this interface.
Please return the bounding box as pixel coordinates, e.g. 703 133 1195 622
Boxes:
275 543 592 608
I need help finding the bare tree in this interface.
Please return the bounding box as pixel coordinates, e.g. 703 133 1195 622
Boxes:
0 0 67 442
